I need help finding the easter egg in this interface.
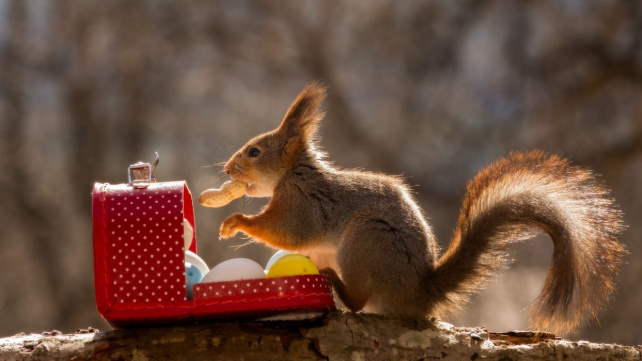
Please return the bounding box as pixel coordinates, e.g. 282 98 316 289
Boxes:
265 250 293 270
265 254 319 278
201 258 266 283
185 262 204 300
184 250 209 276
183 218 194 250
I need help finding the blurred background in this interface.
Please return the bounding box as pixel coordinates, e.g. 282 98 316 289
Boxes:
0 0 641 344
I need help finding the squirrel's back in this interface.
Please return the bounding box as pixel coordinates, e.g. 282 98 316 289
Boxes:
279 156 433 245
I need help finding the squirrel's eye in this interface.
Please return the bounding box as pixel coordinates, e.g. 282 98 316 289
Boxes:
248 148 261 157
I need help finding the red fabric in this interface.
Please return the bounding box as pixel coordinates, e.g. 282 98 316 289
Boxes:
195 275 330 300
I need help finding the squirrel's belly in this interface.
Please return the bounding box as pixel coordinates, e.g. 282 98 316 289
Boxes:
300 245 338 271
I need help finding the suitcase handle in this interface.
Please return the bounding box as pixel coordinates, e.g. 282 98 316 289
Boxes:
128 152 159 189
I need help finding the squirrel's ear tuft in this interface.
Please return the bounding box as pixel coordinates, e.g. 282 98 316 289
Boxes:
278 81 327 142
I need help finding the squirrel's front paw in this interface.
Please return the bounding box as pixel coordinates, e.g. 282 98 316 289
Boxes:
219 213 246 239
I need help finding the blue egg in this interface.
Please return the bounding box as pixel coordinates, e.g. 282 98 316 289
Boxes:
185 261 204 300
265 250 294 270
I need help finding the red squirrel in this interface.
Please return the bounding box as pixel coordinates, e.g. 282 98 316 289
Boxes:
216 81 625 334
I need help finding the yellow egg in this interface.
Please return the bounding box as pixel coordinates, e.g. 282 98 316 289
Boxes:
265 254 319 278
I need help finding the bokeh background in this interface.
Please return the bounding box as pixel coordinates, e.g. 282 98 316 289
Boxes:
1 0 641 344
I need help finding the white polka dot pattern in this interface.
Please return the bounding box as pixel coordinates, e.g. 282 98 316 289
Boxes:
193 275 332 301
105 182 188 304
93 181 336 326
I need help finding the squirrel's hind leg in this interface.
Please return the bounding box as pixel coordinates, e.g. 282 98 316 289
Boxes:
320 267 370 312
332 211 435 318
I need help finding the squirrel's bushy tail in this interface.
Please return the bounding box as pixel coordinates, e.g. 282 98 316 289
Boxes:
433 151 625 334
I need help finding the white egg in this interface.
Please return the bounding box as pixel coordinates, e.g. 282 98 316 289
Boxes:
201 258 266 283
185 250 209 276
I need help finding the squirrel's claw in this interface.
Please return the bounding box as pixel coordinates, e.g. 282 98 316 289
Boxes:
219 213 245 239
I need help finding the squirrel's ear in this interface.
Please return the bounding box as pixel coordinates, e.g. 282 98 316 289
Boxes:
278 81 327 144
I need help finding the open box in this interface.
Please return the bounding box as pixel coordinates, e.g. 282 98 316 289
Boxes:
92 160 335 328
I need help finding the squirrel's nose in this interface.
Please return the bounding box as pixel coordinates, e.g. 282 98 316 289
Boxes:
224 166 231 175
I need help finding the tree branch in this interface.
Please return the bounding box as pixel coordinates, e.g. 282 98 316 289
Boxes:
0 312 638 361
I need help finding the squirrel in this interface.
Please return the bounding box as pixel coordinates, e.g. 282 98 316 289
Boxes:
217 81 626 334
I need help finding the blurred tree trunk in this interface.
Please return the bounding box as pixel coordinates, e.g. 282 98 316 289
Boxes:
0 0 77 330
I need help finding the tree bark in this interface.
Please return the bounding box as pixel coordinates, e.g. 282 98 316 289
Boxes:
0 312 638 361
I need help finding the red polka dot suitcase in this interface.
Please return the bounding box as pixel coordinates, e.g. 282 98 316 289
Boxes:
92 159 335 328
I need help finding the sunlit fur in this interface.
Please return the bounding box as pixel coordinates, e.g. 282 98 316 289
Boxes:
436 151 625 333
220 82 626 335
